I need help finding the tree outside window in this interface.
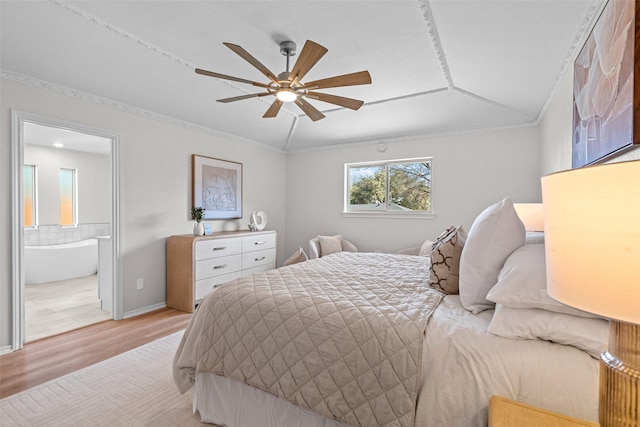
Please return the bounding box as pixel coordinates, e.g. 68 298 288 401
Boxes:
346 158 431 213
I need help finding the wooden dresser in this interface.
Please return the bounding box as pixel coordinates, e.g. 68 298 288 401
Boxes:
166 230 277 312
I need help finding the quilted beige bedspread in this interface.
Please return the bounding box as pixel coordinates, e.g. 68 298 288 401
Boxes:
174 252 443 427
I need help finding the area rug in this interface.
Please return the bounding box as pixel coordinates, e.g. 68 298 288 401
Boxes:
0 331 212 426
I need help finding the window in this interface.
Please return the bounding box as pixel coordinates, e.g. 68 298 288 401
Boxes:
345 157 432 216
59 168 77 226
24 164 38 228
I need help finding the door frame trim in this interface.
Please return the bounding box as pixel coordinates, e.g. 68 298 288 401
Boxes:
11 110 123 350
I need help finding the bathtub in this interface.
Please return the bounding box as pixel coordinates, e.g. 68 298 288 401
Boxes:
25 238 98 285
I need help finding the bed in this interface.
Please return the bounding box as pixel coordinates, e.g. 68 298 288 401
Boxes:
173 198 605 427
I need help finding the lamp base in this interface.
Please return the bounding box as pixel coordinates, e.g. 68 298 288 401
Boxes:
599 320 640 427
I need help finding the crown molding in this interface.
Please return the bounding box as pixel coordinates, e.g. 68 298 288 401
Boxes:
51 0 298 120
536 0 605 123
287 119 538 154
417 0 454 89
1 70 284 153
2 69 539 155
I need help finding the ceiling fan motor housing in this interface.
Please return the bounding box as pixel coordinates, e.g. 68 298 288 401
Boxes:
279 41 297 57
277 71 292 82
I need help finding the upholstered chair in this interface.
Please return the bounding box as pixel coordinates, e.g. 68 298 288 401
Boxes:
308 235 358 259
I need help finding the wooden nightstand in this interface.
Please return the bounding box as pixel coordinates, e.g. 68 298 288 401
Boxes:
489 396 599 427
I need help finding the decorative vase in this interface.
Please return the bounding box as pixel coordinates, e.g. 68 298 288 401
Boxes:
249 211 268 231
193 222 205 236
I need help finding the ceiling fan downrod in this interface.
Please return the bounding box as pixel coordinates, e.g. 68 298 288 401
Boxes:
279 41 297 74
276 41 299 101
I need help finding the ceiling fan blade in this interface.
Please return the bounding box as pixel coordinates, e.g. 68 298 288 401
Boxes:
306 91 364 110
195 68 270 88
217 92 273 103
289 40 328 85
223 42 279 84
304 70 372 90
263 99 284 118
295 97 325 122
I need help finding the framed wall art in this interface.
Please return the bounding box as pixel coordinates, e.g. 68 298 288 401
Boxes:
572 0 639 168
192 155 242 220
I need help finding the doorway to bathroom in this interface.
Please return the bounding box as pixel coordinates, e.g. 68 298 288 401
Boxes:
11 111 123 349
24 122 112 341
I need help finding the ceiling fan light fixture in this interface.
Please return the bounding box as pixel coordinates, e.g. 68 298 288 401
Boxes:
276 88 297 102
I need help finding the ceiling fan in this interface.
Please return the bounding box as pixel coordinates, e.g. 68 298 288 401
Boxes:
195 40 372 122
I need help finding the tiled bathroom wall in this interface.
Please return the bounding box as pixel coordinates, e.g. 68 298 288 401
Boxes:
24 223 111 246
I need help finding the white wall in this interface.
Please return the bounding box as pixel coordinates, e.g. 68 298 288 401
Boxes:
285 126 541 257
539 63 640 175
0 79 287 349
24 145 111 225
538 70 574 176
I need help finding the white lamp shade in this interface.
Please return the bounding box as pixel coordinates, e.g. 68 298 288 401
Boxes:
513 203 544 231
541 160 640 324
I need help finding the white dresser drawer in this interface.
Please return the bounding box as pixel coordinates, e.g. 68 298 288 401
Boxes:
195 271 242 301
242 248 276 270
242 233 276 252
195 254 242 280
195 238 242 261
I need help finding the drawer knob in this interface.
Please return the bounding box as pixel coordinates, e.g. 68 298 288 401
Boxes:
254 241 265 245
213 264 228 270
254 256 266 261
212 246 227 251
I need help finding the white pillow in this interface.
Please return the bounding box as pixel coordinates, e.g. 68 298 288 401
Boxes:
459 197 526 313
488 304 609 358
486 244 599 318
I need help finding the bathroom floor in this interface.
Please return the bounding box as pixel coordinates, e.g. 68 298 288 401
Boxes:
25 274 111 342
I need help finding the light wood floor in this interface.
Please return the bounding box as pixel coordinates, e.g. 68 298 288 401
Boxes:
0 307 192 399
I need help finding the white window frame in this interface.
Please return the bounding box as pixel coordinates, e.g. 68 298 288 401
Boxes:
343 157 435 219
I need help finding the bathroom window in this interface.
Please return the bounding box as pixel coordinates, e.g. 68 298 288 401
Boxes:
59 168 77 226
344 157 432 217
24 164 38 228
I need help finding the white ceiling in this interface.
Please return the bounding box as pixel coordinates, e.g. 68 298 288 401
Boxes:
23 122 112 156
1 0 603 153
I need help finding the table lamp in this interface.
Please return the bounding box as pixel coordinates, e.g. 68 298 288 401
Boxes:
541 159 639 427
513 203 544 231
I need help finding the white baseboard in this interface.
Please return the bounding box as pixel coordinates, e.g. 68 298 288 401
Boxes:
123 302 167 319
0 345 14 355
